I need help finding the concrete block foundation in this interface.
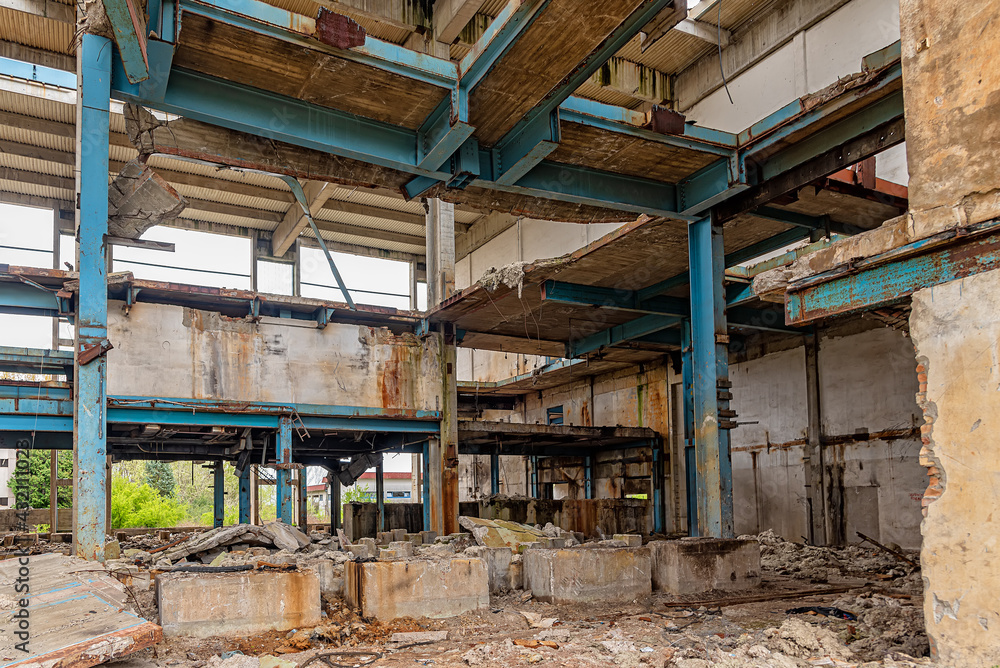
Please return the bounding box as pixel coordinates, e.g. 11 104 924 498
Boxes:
649 538 761 594
523 547 651 605
344 558 489 620
157 570 321 637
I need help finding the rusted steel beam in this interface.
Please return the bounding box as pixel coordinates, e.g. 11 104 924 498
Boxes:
74 34 112 562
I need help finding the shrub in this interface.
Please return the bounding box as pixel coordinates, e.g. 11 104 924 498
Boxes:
111 475 187 528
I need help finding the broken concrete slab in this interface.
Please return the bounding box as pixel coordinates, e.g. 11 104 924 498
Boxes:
108 158 186 239
523 547 651 605
0 553 162 668
459 516 547 549
345 558 489 620
614 534 642 547
650 538 761 594
157 569 321 637
160 524 276 563
265 520 311 552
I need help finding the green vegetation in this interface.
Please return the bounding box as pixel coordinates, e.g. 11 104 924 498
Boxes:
110 474 187 528
143 460 176 498
9 450 72 509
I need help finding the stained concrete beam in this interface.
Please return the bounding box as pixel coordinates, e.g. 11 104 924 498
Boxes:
433 0 487 44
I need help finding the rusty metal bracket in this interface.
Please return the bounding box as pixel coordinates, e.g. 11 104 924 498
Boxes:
78 339 114 365
273 462 305 470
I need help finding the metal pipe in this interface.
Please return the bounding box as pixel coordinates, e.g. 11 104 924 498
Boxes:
421 441 431 531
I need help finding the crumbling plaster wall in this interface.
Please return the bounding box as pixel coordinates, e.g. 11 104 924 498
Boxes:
685 0 907 185
106 301 444 411
910 271 1000 665
730 322 924 548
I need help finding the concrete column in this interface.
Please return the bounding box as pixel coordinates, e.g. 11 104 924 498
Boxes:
409 260 420 311
72 33 111 561
213 463 225 528
276 417 293 524
425 199 455 307
238 467 251 524
375 455 385 533
422 440 432 531
804 332 827 545
687 216 734 539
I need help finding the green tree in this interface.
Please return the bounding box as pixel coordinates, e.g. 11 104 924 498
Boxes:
110 475 187 528
9 450 72 509
143 460 176 498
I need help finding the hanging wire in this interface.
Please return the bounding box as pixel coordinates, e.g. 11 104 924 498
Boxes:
718 0 734 104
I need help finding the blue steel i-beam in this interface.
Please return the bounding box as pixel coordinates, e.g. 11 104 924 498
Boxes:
422 442 431 531
213 463 225 527
688 217 734 539
375 455 385 533
530 456 539 498
490 453 500 496
74 34 112 562
681 319 697 536
276 417 293 524
238 466 251 524
652 447 664 534
298 469 308 530
584 456 593 499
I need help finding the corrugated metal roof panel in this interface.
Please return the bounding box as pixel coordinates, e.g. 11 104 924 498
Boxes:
177 208 277 231
0 177 71 201
0 10 74 55
573 81 646 109
303 226 424 254
328 186 422 213
0 152 70 177
0 89 72 122
173 183 289 213
0 125 71 152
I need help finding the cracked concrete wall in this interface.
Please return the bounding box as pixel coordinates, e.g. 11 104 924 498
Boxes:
911 270 1000 665
900 0 1000 237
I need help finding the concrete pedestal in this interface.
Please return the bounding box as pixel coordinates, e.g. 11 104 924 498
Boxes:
649 538 761 594
522 547 651 604
157 570 321 637
344 558 488 620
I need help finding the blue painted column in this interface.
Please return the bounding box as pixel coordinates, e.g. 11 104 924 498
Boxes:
421 443 431 531
213 463 225 528
490 453 500 496
681 319 697 536
73 34 112 561
297 469 308 531
375 455 385 533
276 417 293 523
238 467 251 524
584 456 593 499
688 216 735 538
530 456 539 498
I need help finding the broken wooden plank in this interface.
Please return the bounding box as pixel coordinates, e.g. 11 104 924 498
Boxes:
0 553 162 668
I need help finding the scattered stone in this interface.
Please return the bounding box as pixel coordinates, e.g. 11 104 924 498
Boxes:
104 540 121 560
265 521 311 552
613 534 642 547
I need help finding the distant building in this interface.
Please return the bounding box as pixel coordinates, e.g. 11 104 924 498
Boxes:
307 470 412 508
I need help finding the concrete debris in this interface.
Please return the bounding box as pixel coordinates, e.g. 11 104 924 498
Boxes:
741 530 918 581
108 159 187 239
479 262 532 297
158 524 277 564
460 516 578 550
830 593 929 660
265 521 311 552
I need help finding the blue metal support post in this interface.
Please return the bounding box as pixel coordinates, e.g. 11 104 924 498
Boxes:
297 468 308 531
421 442 431 531
490 453 500 496
530 456 539 498
681 319 697 536
688 216 735 538
584 456 593 499
330 475 341 531
74 34 112 561
238 466 251 524
375 455 385 533
276 417 293 523
213 463 225 527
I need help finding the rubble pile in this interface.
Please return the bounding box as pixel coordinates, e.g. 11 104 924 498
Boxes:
831 592 930 660
741 530 918 582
